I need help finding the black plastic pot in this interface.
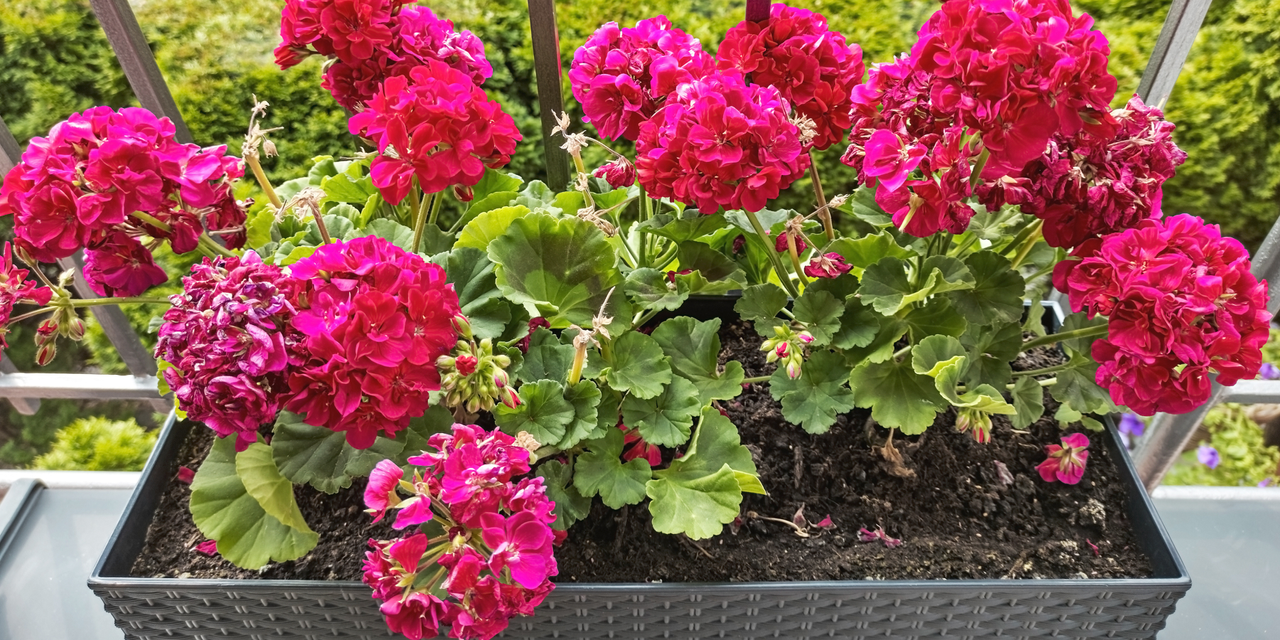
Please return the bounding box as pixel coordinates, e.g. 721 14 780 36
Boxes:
89 301 1190 640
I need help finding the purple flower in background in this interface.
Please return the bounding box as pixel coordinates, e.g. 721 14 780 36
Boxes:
1197 444 1221 470
1260 363 1280 380
1117 413 1145 448
1259 478 1273 488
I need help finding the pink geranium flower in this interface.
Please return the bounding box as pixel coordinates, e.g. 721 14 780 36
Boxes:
480 511 556 589
803 252 852 279
364 459 404 523
862 129 926 192
1037 433 1091 484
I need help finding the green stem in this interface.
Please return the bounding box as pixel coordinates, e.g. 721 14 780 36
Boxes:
650 241 679 270
426 189 444 227
198 234 238 258
809 155 834 241
892 345 912 360
1021 324 1108 352
969 147 990 189
72 296 171 307
743 209 800 298
633 306 663 329
411 193 433 254
949 233 980 257
245 155 282 210
129 211 171 233
1011 362 1071 378
7 307 57 324
786 232 810 288
1009 219 1043 269
742 375 770 384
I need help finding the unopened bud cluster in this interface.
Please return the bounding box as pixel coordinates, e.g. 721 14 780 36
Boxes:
437 315 519 413
761 324 814 380
955 409 992 444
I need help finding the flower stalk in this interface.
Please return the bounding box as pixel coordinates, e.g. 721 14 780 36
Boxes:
744 209 800 298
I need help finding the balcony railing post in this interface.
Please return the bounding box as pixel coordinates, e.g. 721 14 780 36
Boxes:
87 0 192 143
1136 0 1213 109
527 0 571 192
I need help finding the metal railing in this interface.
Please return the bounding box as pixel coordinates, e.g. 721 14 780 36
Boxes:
0 0 1248 486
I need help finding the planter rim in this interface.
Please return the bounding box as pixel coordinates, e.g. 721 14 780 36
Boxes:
90 298 1189 595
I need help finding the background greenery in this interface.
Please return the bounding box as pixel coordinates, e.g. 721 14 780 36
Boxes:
0 0 1277 466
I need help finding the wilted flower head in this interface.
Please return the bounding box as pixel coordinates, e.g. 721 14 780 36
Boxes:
1036 433 1090 484
157 252 303 450
803 252 852 279
716 3 864 150
569 16 714 141
636 72 810 214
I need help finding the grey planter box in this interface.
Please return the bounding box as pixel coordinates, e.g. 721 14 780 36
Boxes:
89 300 1190 639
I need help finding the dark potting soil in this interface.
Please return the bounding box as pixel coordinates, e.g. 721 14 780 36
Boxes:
132 319 1152 583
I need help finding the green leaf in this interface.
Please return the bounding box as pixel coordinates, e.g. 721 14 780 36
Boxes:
646 464 742 540
622 376 701 447
646 409 763 538
190 436 319 569
1050 352 1119 416
493 379 574 446
559 380 604 450
573 428 652 509
828 232 912 277
536 459 591 531
961 321 1022 390
831 297 880 349
362 218 416 252
519 328 575 384
904 298 968 343
848 357 945 434
770 350 856 434
488 213 631 330
793 290 844 346
597 386 622 432
949 251 1025 325
639 211 727 243
921 255 976 295
602 332 672 399
724 208 790 236
455 205 529 251
910 335 968 378
236 442 314 532
307 214 355 246
1059 311 1108 356
473 169 524 202
246 208 274 250
624 267 688 312
841 316 908 365
844 186 894 227
675 241 739 281
274 242 316 266
650 317 744 405
1011 376 1046 429
270 411 404 494
321 172 375 205
735 283 788 329
393 406 455 467
307 156 339 184
857 257 926 316
445 247 511 340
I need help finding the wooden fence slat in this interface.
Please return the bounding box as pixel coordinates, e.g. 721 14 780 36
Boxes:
87 0 193 143
528 0 571 192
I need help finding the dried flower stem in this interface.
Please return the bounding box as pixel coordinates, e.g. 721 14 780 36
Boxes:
245 155 282 210
808 155 834 241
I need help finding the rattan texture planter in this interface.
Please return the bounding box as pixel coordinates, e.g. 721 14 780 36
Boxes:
89 301 1190 640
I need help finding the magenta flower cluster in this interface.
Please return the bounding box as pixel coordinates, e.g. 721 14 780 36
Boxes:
1055 215 1271 415
980 95 1188 249
285 236 462 448
157 253 303 450
275 0 491 111
636 73 810 214
569 16 714 142
716 3 865 151
842 0 1121 237
0 106 247 296
157 236 461 450
348 60 522 204
362 424 556 640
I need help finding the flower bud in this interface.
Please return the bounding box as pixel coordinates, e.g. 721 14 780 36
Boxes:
798 332 814 344
451 314 473 340
456 354 478 376
452 184 474 202
64 317 86 341
502 387 522 409
263 139 278 158
493 370 509 389
786 361 802 380
775 343 789 358
35 341 57 366
466 395 481 414
494 354 511 368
